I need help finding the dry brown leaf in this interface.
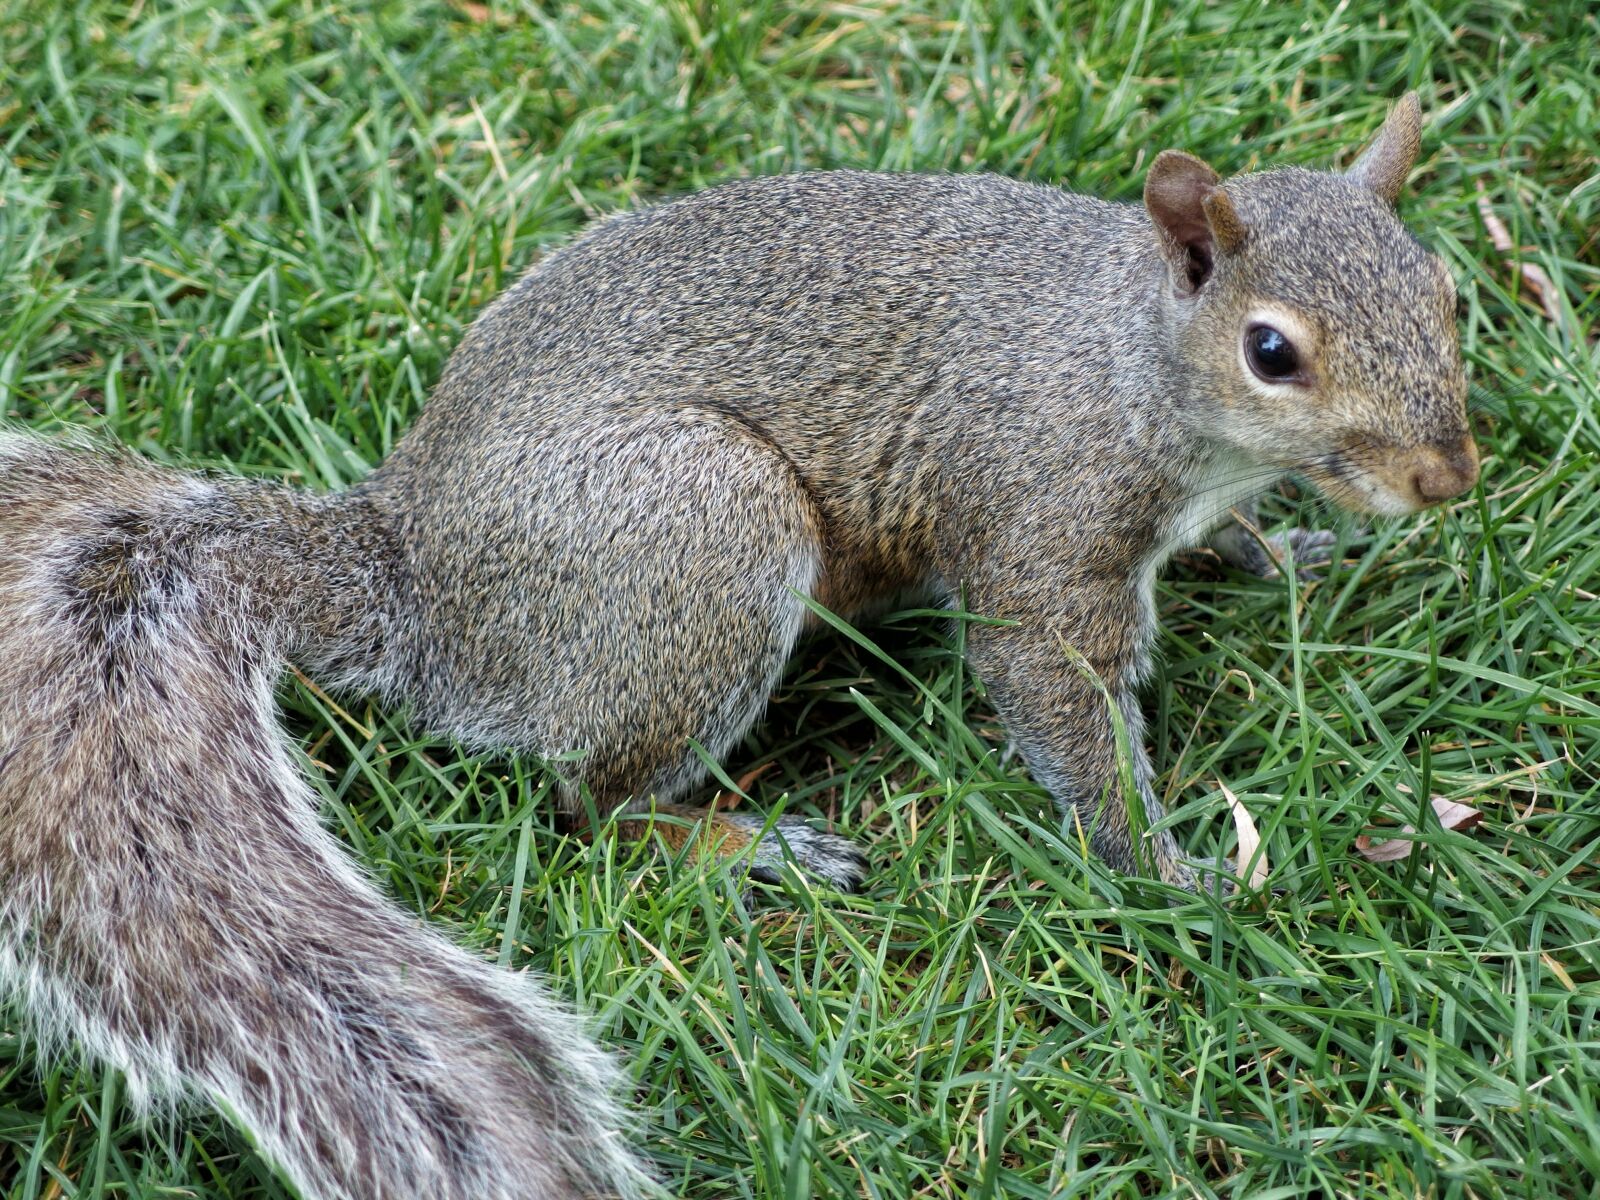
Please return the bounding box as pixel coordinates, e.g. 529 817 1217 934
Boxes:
1541 952 1577 992
706 760 777 811
1218 779 1269 890
1354 796 1483 863
1475 184 1572 338
450 0 513 26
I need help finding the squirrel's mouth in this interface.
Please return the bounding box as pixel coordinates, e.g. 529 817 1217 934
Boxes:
1301 435 1480 517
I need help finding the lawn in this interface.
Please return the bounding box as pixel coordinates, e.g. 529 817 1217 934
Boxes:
1 0 1597 1197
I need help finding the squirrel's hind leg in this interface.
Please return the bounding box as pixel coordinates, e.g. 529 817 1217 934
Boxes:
537 411 868 890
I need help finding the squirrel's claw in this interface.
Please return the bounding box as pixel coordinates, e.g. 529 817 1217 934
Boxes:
736 814 870 892
1268 528 1341 580
1212 857 1288 899
1214 525 1343 580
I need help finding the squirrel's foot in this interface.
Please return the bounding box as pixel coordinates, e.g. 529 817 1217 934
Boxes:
1265 528 1340 579
617 802 867 891
1204 857 1286 899
1215 525 1340 580
1164 857 1280 899
731 813 870 891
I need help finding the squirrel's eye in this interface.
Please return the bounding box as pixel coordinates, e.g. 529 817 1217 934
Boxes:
1245 325 1300 381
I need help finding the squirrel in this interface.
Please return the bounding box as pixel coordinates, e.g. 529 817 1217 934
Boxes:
0 94 1477 1199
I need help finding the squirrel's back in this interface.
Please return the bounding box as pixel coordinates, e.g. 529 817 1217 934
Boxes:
369 171 1177 743
381 170 1152 457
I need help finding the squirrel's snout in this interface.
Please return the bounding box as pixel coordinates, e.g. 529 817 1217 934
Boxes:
1408 436 1480 506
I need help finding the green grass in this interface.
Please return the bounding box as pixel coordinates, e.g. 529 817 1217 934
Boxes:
1 0 1598 1196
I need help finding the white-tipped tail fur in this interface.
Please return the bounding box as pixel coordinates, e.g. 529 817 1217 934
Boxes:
0 432 649 1200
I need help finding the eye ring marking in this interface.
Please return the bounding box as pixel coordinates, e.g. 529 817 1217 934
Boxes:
1244 323 1307 384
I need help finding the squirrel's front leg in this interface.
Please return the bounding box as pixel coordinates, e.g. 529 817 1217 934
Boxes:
960 575 1197 890
1210 498 1339 579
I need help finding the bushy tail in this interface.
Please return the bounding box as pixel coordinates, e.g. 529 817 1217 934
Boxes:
0 433 649 1200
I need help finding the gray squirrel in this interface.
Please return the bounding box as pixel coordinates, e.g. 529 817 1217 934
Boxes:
0 94 1477 1199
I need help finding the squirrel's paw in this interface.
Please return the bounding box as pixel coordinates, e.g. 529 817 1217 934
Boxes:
1169 857 1282 900
1220 527 1341 580
1266 528 1340 579
731 813 870 892
1206 858 1286 899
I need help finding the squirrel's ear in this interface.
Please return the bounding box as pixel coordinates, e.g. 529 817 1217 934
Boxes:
1346 92 1422 204
1144 150 1246 296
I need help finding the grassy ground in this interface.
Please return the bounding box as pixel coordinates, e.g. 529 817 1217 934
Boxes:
1 0 1597 1196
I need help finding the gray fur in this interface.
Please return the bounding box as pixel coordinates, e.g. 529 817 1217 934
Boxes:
728 813 872 890
0 97 1474 1194
0 436 647 1200
1210 501 1342 578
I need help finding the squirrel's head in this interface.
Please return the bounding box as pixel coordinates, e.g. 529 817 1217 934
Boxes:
1145 93 1478 516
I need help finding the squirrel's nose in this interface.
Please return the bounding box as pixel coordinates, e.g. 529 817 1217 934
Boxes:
1410 435 1480 505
